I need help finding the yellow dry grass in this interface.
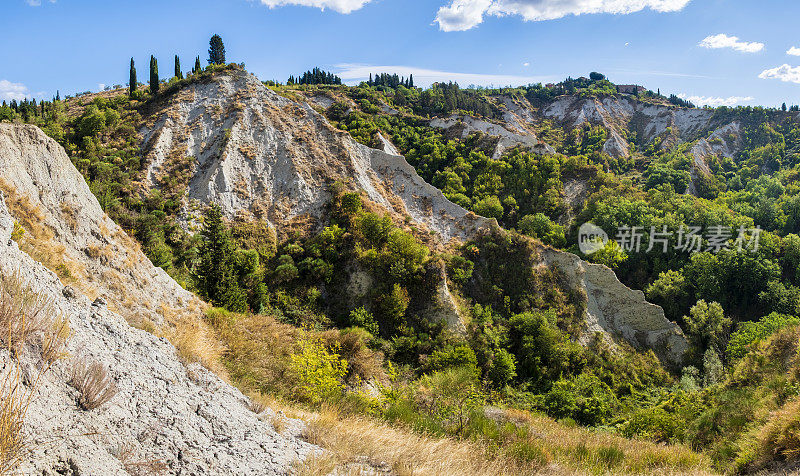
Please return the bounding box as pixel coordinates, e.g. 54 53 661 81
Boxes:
157 305 226 377
292 406 715 476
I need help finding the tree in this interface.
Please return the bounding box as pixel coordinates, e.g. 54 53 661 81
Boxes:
194 56 202 74
589 72 606 81
208 34 226 65
684 300 731 355
149 55 159 94
196 204 247 311
174 55 182 80
129 58 137 97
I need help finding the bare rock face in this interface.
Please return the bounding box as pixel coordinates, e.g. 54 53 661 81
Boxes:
541 95 721 158
0 193 319 475
540 247 688 367
139 70 492 243
429 114 553 159
0 123 203 327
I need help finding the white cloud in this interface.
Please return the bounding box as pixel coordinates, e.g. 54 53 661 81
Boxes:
677 93 753 107
335 64 554 88
699 34 764 53
0 80 30 102
435 0 492 31
787 47 800 56
256 0 370 13
759 64 800 84
523 62 530 67
26 0 56 6
435 0 691 31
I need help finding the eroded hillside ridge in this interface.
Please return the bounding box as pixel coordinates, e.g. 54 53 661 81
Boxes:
0 191 319 475
140 70 493 243
540 247 688 366
136 72 687 365
0 123 203 327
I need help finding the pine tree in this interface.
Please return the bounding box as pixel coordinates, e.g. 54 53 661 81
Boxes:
149 56 159 94
208 34 226 65
174 55 183 80
196 205 246 311
194 56 202 74
129 58 137 97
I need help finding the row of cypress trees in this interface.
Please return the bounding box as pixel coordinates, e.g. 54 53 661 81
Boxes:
129 35 226 98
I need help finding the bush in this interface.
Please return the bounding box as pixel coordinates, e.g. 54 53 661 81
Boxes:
413 366 484 436
620 407 686 442
348 307 378 335
543 373 617 426
289 332 348 404
727 313 800 360
69 358 118 410
517 213 565 247
423 345 478 375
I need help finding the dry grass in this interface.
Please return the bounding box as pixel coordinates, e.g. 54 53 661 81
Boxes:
69 357 118 410
0 274 69 473
0 365 31 474
297 407 544 476
293 406 714 476
157 305 226 377
111 442 168 475
0 272 69 362
750 397 800 470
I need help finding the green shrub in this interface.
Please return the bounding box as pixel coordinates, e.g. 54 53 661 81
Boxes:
289 332 348 404
727 313 800 360
597 444 625 469
543 373 617 426
620 407 686 442
348 307 378 335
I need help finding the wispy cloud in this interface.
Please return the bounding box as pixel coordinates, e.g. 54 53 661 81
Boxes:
255 0 370 13
759 64 800 84
335 64 555 88
699 34 764 53
25 0 56 6
0 80 31 102
435 0 691 32
678 93 754 107
787 47 800 56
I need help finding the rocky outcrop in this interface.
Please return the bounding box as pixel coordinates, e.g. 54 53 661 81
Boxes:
540 95 722 158
0 192 319 475
429 114 554 159
0 123 203 328
540 247 687 367
139 70 493 243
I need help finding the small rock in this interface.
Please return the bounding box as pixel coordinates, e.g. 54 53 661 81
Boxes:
91 297 106 307
62 286 77 299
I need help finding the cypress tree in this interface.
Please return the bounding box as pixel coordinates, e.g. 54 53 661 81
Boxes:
208 34 226 65
197 204 246 311
149 55 159 94
409 74 414 88
174 55 183 80
129 58 137 97
55 90 60 101
194 56 202 74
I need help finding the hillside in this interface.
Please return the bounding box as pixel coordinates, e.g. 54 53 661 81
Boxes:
5 64 800 474
0 125 319 474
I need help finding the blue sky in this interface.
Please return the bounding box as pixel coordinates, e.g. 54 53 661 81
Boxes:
2 0 800 107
